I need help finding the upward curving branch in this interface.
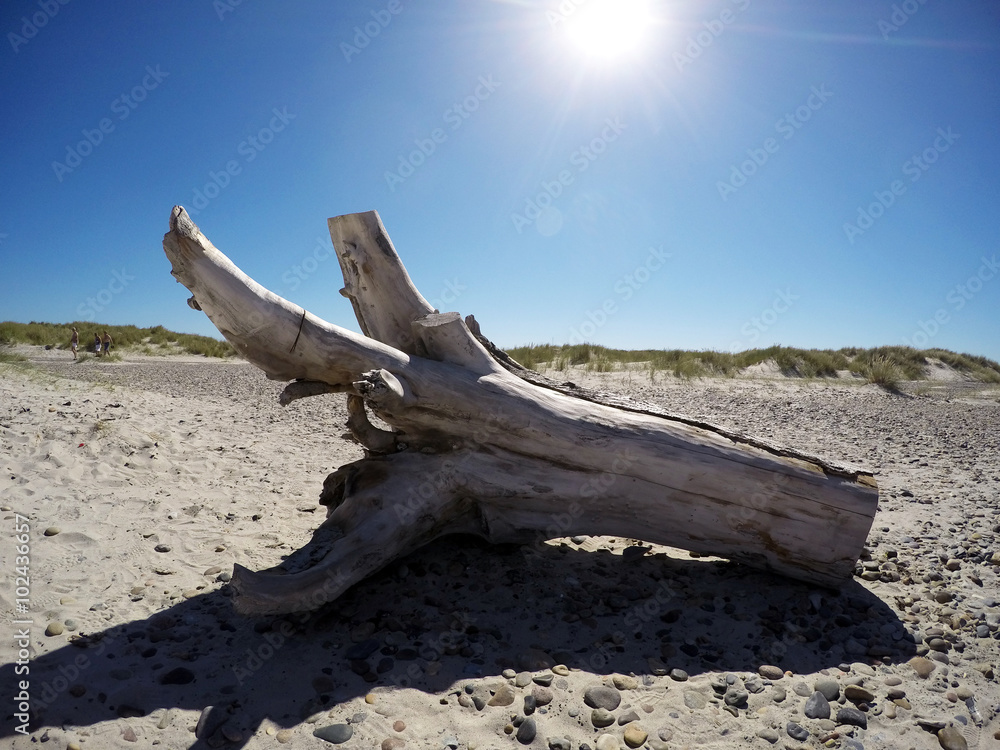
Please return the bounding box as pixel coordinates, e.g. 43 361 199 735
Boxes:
162 206 879 615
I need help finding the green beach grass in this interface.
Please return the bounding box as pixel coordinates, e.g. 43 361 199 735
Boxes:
0 321 236 359
505 343 1000 385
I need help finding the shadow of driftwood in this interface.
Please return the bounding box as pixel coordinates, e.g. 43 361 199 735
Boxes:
1 536 915 748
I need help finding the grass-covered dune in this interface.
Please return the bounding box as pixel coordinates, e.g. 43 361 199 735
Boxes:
506 343 1000 387
0 321 236 359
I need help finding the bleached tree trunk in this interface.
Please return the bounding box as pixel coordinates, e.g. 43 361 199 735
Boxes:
162 206 878 616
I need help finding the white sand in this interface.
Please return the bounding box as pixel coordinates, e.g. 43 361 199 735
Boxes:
2 349 998 749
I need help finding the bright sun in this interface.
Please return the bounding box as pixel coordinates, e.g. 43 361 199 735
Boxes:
562 0 653 63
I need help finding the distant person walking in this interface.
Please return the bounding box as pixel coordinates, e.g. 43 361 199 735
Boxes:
70 327 79 359
94 333 102 356
101 331 113 357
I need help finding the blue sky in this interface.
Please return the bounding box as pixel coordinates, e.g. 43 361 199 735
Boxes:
2 0 998 360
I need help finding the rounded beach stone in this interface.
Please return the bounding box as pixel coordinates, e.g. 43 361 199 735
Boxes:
758 665 784 681
937 725 968 750
585 685 622 711
909 656 936 678
595 734 620 750
45 622 64 636
43 527 61 536
836 707 867 729
591 709 616 728
516 717 537 745
804 691 830 720
313 724 353 744
624 725 648 748
843 685 875 704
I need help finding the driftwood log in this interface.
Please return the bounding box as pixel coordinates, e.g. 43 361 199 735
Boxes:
162 206 879 616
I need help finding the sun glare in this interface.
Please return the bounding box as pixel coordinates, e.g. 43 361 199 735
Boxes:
562 0 652 63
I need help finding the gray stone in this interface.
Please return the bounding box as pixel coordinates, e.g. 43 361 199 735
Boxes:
756 728 779 744
744 674 765 693
815 679 840 701
793 681 812 698
683 690 707 710
585 685 622 711
516 672 533 688
617 709 640 725
516 717 537 745
836 707 868 729
669 668 689 682
532 686 554 706
804 691 831 720
724 684 748 708
548 738 572 750
592 708 616 728
786 722 809 742
771 687 787 703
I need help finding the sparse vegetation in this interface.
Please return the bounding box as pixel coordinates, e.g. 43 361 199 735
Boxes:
505 344 1000 384
0 321 237 358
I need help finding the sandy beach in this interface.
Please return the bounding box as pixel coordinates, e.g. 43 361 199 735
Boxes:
2 347 998 750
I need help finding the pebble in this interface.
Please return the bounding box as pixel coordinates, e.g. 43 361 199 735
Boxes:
771 687 786 703
154 543 171 553
843 685 875 704
683 690 707 710
909 656 937 678
532 686 554 706
276 729 294 743
548 739 572 750
669 668 689 682
313 724 353 744
393 721 406 732
591 709 616 728
617 710 640 725
43 527 61 536
836 707 867 729
759 665 784 681
552 665 570 676
814 679 840 701
515 672 533 688
613 674 638 690
595 735 620 750
623 725 648 748
585 685 622 711
757 728 779 744
804 691 831 720
44 622 64 636
488 684 515 707
382 739 405 750
786 722 809 742
516 718 537 745
534 673 554 687
159 667 194 685
937 725 968 750
724 684 748 707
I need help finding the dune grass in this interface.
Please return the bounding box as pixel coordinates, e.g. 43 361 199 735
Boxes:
505 343 1000 384
0 321 237 359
